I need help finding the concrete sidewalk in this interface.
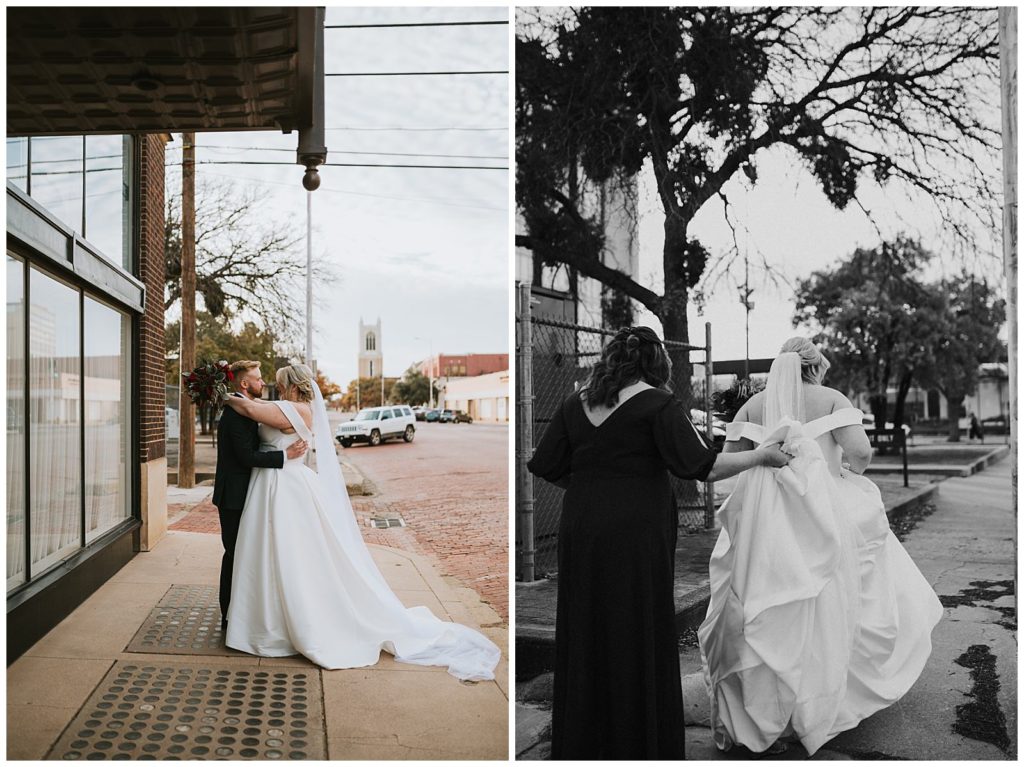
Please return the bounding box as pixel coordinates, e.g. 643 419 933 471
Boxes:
8 530 509 761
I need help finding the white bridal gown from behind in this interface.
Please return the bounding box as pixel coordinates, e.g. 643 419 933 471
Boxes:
225 386 500 681
698 353 942 755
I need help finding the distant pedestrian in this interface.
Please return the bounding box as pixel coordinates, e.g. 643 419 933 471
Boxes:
968 411 984 442
528 326 790 760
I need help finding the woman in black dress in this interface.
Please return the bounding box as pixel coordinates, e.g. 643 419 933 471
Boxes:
528 326 791 760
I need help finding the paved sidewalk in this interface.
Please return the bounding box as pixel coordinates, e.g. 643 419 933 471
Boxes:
8 531 508 761
675 456 1016 760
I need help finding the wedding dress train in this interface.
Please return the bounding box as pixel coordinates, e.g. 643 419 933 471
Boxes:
225 391 500 681
698 359 942 755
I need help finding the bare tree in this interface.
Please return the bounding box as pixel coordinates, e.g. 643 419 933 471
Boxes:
517 7 1001 399
165 179 337 343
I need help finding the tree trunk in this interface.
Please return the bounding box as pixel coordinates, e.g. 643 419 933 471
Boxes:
868 392 888 427
662 216 693 408
948 394 965 442
892 370 914 431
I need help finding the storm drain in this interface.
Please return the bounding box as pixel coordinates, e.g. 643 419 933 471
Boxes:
46 661 326 760
125 585 241 656
368 516 406 529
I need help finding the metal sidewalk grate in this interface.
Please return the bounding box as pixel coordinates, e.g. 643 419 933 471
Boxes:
46 661 326 760
125 585 242 657
368 516 406 529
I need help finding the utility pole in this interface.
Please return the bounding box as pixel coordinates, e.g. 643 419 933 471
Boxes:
999 8 1017 511
178 132 196 488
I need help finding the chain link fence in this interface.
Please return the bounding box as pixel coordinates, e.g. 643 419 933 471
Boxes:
516 283 715 582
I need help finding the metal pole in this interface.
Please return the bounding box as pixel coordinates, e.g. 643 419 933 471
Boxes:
705 321 715 529
306 190 313 367
999 8 1018 513
518 283 536 581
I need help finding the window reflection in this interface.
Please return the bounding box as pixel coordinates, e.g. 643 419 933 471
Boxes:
29 136 84 235
29 267 82 575
85 135 130 269
8 255 26 590
84 297 130 542
8 135 133 271
7 137 28 192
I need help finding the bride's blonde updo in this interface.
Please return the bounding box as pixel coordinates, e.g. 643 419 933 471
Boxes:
276 364 316 403
779 337 831 384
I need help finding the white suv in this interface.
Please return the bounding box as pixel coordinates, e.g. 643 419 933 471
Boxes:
336 405 416 447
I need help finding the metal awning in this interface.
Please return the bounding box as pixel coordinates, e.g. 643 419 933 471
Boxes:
7 5 326 186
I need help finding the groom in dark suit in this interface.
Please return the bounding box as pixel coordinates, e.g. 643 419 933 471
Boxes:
213 360 307 630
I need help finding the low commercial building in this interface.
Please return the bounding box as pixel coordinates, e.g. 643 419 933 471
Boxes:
443 370 509 423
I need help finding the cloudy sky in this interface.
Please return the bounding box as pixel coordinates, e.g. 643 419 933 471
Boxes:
167 6 509 386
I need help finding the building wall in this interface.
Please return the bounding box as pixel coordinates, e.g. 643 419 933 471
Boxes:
138 134 169 551
442 370 510 423
418 353 509 379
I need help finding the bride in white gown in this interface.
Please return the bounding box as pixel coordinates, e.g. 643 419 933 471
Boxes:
698 337 942 756
220 364 500 681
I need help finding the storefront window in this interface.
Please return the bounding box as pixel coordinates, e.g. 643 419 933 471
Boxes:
7 137 28 192
84 297 131 542
28 267 82 576
7 135 133 271
85 135 132 269
8 254 27 590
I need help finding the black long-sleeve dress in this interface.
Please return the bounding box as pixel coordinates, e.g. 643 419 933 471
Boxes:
527 387 717 760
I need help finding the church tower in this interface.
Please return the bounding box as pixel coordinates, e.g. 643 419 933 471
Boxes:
358 318 383 379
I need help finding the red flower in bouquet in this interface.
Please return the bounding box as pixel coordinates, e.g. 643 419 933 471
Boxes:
182 359 233 407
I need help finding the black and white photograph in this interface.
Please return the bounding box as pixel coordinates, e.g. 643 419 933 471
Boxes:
515 6 1017 761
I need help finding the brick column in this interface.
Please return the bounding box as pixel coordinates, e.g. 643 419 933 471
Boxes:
138 133 170 551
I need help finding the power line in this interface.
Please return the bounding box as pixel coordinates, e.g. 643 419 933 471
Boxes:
165 144 508 161
326 70 507 77
172 160 507 170
188 168 506 212
326 126 507 132
325 20 508 29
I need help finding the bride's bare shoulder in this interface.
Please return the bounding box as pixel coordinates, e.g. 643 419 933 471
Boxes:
736 391 765 423
815 386 854 411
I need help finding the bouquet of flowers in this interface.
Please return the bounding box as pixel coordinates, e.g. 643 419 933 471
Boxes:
182 359 234 407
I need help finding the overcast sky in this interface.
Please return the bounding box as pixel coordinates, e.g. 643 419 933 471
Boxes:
167 6 509 386
633 142 1005 364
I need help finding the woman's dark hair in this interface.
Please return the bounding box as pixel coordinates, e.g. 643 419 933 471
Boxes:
582 326 672 408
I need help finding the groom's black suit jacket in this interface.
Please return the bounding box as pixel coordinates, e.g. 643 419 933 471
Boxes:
212 394 284 510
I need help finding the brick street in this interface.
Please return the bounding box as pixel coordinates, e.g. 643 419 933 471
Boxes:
333 418 509 624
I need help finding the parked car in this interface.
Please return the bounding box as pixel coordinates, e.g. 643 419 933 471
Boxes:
336 405 415 447
438 408 455 423
452 409 473 424
412 406 427 422
424 408 441 422
165 407 179 440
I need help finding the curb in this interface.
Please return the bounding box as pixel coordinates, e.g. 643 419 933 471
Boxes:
865 445 1009 478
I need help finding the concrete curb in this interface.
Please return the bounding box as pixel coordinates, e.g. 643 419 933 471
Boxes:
865 445 1009 478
